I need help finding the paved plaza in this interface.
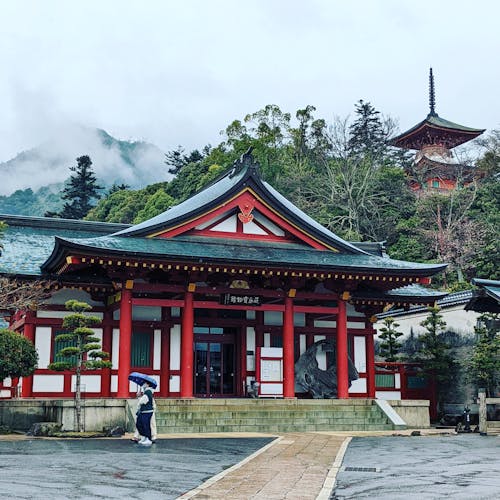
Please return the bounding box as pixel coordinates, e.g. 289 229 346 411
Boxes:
0 432 499 499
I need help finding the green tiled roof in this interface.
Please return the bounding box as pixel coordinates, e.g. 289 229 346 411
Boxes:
0 215 127 276
42 234 446 276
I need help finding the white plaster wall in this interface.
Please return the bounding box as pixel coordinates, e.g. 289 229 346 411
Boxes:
112 328 120 369
33 375 64 392
37 310 103 320
349 378 367 393
264 311 282 325
132 306 162 321
376 390 401 400
72 375 101 393
35 326 52 368
153 329 161 370
246 327 256 371
169 375 180 392
314 335 326 370
170 324 181 370
374 306 480 337
44 289 102 307
353 336 367 372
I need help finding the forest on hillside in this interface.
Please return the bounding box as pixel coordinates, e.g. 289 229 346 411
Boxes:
81 102 499 290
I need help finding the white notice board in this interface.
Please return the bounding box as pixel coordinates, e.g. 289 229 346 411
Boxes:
257 347 283 397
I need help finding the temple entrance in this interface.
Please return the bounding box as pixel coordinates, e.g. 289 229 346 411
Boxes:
194 327 237 397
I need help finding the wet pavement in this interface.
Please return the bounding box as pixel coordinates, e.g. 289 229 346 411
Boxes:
0 437 273 499
332 434 500 499
1 432 499 499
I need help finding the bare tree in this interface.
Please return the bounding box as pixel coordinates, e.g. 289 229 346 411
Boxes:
0 277 54 312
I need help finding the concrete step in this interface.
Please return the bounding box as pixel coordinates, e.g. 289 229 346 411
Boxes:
148 398 399 434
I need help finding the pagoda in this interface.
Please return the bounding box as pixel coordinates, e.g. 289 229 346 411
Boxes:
390 68 485 192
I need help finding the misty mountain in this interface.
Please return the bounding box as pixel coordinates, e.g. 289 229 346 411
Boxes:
0 126 170 198
0 183 64 216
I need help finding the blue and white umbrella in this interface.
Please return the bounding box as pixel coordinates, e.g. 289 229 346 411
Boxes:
128 372 158 389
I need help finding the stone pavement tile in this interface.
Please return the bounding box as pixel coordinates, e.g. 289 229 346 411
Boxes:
184 432 348 499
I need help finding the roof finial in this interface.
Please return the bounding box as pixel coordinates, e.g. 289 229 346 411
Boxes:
429 67 436 116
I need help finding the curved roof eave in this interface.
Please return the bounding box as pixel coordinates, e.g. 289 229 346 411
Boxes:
40 235 447 277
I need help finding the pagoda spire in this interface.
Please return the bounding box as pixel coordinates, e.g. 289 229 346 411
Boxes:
428 67 436 116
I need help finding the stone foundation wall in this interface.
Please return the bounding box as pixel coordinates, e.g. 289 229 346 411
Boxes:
388 400 430 428
0 399 130 432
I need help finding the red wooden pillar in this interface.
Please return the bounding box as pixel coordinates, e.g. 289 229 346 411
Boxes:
101 309 113 398
21 313 35 398
366 331 376 398
180 289 194 398
283 295 295 398
117 288 132 398
336 298 349 398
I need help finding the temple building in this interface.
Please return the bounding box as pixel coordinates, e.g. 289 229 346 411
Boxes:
390 68 485 193
0 151 447 401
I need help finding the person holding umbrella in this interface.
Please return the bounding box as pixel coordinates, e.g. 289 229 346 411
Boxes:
135 380 155 446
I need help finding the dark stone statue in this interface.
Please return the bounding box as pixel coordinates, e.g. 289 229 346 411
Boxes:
294 338 359 398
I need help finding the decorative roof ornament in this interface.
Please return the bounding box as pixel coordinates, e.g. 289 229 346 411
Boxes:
428 67 437 117
230 146 259 178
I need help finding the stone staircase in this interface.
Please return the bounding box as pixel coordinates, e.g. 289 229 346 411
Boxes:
141 398 404 434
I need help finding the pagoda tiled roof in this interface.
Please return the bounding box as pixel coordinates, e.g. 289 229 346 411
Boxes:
390 113 485 150
465 278 500 313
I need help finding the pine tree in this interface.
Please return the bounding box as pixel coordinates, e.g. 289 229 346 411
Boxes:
58 156 103 219
48 300 111 432
378 317 404 362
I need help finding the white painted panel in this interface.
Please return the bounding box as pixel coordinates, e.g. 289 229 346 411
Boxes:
263 333 271 347
72 375 101 393
170 324 181 370
260 383 283 396
314 335 326 370
35 326 52 368
260 347 282 357
314 320 336 328
293 313 305 327
45 289 102 306
153 329 161 370
111 375 118 393
246 327 256 371
211 215 237 232
246 310 256 320
264 311 283 325
353 336 367 372
113 309 120 321
253 212 285 236
299 334 306 355
169 375 180 392
347 321 365 329
3 377 12 387
395 373 401 389
196 211 226 230
242 220 268 235
376 391 401 400
349 378 367 393
91 328 103 343
0 390 11 398
112 329 120 369
33 375 64 392
132 306 162 321
37 310 103 319
171 307 180 317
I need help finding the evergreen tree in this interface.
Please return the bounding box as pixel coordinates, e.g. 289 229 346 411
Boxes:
48 300 111 432
467 313 500 397
55 156 103 219
415 306 455 414
378 317 404 362
0 328 38 382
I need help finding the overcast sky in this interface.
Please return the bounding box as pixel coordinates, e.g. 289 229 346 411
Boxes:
1 0 498 162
